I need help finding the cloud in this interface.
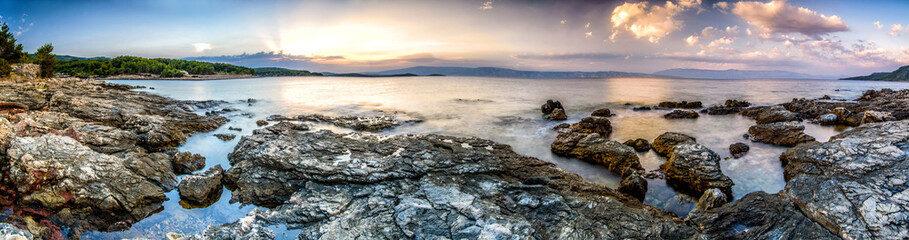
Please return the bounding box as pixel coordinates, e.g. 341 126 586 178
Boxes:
560 20 567 24
511 52 627 61
890 24 903 36
701 25 740 38
713 1 730 13
707 37 734 48
874 21 883 29
609 1 698 43
193 43 213 52
730 0 849 39
479 0 494 10
685 35 699 46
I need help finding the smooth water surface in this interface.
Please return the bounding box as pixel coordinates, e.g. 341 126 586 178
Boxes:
87 76 909 239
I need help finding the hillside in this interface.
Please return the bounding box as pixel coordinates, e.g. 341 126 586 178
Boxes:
366 66 661 79
654 68 838 79
253 67 322 77
56 56 255 78
842 65 909 81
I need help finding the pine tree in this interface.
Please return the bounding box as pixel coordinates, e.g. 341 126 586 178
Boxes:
35 44 56 78
0 22 26 63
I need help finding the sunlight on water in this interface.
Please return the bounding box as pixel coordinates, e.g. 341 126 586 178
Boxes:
86 76 909 239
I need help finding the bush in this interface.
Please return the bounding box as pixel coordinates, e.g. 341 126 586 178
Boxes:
159 68 184 78
35 44 56 78
0 59 10 77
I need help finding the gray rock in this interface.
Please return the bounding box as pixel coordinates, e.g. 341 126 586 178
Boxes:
651 132 696 157
780 120 909 239
122 151 179 191
659 142 733 198
729 143 749 158
172 151 206 174
619 168 648 201
550 117 641 173
294 113 422 131
687 191 839 239
748 121 815 147
541 99 563 114
742 105 801 124
0 223 32 240
623 138 651 152
817 113 838 125
663 110 699 119
694 188 727 211
178 165 224 205
547 108 567 120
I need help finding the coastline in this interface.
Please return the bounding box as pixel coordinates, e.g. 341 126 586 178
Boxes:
100 73 259 81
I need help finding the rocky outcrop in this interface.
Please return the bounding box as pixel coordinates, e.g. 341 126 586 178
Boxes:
659 142 733 198
663 110 699 119
547 108 567 120
11 64 39 79
729 142 749 158
214 125 696 239
172 151 206 174
741 105 802 124
591 108 613 117
623 138 651 152
651 132 696 157
780 120 909 239
268 112 422 131
550 117 641 173
694 188 726 211
687 191 839 239
540 99 563 114
701 99 750 115
747 122 815 147
255 120 268 126
213 133 236 141
618 168 648 201
178 165 224 206
658 101 702 109
0 223 33 240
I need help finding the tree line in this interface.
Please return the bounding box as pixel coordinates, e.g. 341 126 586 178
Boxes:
56 56 255 78
1 20 56 78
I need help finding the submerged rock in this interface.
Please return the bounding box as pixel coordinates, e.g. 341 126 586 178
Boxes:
623 138 651 152
651 132 696 157
213 133 236 141
255 120 268 126
694 188 727 211
729 142 749 158
618 168 648 201
217 128 697 239
540 99 563 115
780 120 909 239
659 142 733 198
657 101 702 109
663 110 699 119
546 108 567 120
747 122 815 147
687 191 839 239
591 108 613 117
178 165 224 206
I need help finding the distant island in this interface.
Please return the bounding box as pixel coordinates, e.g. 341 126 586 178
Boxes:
364 66 663 79
841 65 909 81
57 56 256 79
253 67 322 77
653 68 839 80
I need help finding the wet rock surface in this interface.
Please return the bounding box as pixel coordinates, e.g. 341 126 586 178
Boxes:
694 188 727 211
687 191 839 239
591 108 613 117
659 142 734 198
702 99 750 115
618 168 648 201
214 124 697 239
657 101 702 109
268 112 423 131
747 121 815 147
623 138 651 152
550 117 641 173
178 165 224 206
742 105 802 124
546 108 567 120
651 132 696 157
213 133 236 141
540 99 563 115
780 120 909 239
663 110 699 119
728 142 749 158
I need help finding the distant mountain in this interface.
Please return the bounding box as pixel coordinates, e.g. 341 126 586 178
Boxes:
366 66 662 79
842 65 909 81
322 72 421 77
654 68 839 80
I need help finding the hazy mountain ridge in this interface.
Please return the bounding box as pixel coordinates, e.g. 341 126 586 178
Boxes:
366 66 664 79
842 65 909 81
654 68 839 79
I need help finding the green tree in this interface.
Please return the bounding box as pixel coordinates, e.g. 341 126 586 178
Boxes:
35 43 56 78
0 59 11 77
0 22 25 63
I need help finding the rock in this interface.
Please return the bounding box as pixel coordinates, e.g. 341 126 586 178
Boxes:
694 188 727 211
742 106 801 124
747 122 815 147
255 120 268 126
540 99 563 114
214 129 696 239
546 108 567 120
552 133 643 173
729 143 749 158
618 168 648 201
817 113 838 125
657 101 702 109
12 63 39 79
295 113 422 131
632 106 652 111
228 126 242 131
178 165 224 206
591 108 613 117
659 142 733 198
687 191 840 239
0 223 32 240
663 110 699 119
122 151 179 191
551 123 570 132
0 102 28 116
779 120 909 239
252 121 310 135
701 100 750 115
173 151 206 174
623 138 651 152
724 99 751 108
651 132 696 157
213 133 236 141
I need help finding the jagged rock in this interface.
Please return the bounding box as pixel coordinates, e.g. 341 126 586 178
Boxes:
694 188 727 211
659 142 733 198
172 151 206 174
0 223 32 240
213 133 236 141
293 113 422 131
214 129 696 239
657 101 702 109
0 102 28 116
817 113 838 125
618 168 648 201
178 165 224 205
255 120 268 126
623 138 651 152
729 143 749 158
742 106 801 124
724 100 751 108
780 120 909 239
228 126 242 131
252 121 310 135
651 132 696 157
687 191 839 239
664 110 699 119
747 122 815 147
591 108 613 117
122 151 179 191
551 123 570 132
550 117 612 155
547 108 567 120
12 64 39 79
540 99 563 114
701 100 750 115
554 133 643 173
186 210 276 240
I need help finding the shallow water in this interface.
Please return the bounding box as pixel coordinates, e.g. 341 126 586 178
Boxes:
85 76 909 239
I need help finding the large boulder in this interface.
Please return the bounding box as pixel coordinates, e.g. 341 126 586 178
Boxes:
747 122 815 147
657 101 702 109
651 132 696 157
729 142 749 158
742 105 801 124
694 188 727 211
780 120 909 239
623 138 651 152
550 117 641 173
219 129 697 239
178 165 224 206
172 151 206 174
618 168 648 201
687 191 839 239
659 142 733 198
547 108 567 120
663 110 699 119
540 99 563 114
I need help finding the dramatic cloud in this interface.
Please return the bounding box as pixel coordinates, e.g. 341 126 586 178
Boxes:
701 25 740 39
609 1 698 43
730 0 849 39
192 43 213 52
685 35 699 46
713 1 730 13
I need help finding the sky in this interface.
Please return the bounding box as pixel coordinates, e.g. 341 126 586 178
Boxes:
1 0 908 75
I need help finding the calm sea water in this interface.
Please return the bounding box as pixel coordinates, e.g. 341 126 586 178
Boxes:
86 76 909 239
